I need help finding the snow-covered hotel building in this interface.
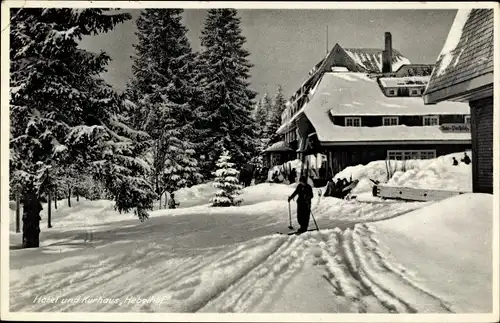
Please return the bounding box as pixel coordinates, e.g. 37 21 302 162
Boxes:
272 32 472 178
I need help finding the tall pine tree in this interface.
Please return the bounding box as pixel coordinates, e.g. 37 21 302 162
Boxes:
10 8 156 248
266 85 287 144
127 9 203 198
195 9 258 174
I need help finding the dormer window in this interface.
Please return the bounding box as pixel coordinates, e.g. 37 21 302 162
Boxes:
345 117 361 127
423 116 439 126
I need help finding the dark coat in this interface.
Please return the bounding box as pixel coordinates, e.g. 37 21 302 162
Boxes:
289 182 313 204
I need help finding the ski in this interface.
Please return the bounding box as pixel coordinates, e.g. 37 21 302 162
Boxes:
276 229 319 235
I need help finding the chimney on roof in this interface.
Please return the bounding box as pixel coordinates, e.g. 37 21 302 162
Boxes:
382 32 393 73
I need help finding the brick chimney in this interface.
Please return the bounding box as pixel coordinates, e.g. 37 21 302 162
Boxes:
382 32 393 73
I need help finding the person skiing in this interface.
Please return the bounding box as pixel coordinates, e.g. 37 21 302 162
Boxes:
452 157 459 166
461 152 471 165
288 176 314 233
168 193 180 209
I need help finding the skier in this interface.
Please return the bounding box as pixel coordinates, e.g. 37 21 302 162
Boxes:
288 176 314 233
168 193 180 209
461 152 471 165
452 157 459 166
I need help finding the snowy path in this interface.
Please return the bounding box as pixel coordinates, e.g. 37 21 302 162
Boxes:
9 192 445 313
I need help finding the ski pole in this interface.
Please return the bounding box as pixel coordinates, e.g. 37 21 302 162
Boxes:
287 200 294 230
310 210 319 231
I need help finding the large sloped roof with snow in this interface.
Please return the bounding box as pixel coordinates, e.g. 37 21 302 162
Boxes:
424 9 494 103
310 46 411 75
278 44 413 134
343 48 411 73
303 72 471 144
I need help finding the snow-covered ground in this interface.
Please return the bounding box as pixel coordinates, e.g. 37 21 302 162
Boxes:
8 153 493 313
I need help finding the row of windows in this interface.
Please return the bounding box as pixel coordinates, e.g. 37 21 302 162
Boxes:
345 115 471 127
385 89 424 96
387 150 436 161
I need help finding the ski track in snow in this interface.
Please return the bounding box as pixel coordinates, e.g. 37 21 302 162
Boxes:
10 195 453 313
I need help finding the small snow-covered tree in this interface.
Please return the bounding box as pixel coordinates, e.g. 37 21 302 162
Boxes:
211 150 243 207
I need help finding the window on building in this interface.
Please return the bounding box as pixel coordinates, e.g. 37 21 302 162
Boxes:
387 150 436 161
465 115 471 124
382 116 399 126
411 89 420 96
423 116 439 126
345 117 362 127
387 151 403 160
386 89 397 96
419 150 437 160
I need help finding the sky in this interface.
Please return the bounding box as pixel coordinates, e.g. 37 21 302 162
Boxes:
79 9 457 100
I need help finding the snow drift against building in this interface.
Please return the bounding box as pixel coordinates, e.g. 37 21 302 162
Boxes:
333 151 473 195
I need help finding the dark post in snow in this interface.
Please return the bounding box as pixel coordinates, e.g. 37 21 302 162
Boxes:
54 186 58 210
47 192 52 228
15 188 20 233
22 188 42 248
68 187 71 207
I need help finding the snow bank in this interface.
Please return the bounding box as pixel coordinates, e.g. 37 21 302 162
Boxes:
240 183 296 206
173 182 217 208
333 151 472 195
9 198 137 232
370 193 493 312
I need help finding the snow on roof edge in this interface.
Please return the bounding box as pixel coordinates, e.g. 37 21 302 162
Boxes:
433 9 473 78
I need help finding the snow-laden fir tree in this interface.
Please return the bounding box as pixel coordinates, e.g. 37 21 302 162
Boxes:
127 9 203 198
195 9 258 173
265 85 287 144
10 8 156 248
211 150 243 207
252 95 269 138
